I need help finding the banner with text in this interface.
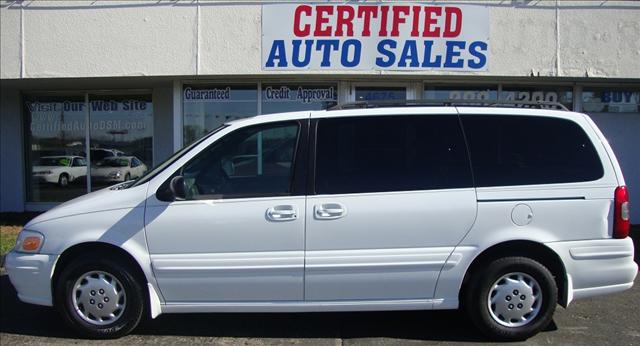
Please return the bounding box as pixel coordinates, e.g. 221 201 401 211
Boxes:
262 3 489 71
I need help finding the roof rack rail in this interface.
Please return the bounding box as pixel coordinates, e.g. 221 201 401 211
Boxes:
329 99 570 111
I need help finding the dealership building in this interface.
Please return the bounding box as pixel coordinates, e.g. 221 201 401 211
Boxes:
1 0 639 220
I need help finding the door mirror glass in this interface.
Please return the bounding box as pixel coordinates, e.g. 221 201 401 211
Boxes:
169 175 186 201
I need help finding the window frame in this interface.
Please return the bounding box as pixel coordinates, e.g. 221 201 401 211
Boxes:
158 119 309 201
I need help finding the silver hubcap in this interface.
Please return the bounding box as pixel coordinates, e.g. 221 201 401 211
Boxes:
487 272 542 327
71 271 126 325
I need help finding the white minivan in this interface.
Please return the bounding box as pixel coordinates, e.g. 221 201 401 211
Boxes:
6 105 637 340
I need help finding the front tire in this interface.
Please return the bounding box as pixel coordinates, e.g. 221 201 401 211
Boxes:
55 255 145 339
58 173 69 187
464 256 557 341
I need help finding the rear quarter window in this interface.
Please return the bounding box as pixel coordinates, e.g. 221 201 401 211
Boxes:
461 115 604 187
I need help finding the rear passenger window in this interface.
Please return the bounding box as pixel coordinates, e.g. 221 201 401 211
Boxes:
315 115 473 194
461 115 604 187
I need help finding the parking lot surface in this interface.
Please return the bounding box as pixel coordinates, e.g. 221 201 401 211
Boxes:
0 272 637 345
1 231 638 345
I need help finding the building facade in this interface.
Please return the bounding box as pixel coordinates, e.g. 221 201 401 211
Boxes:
1 0 639 220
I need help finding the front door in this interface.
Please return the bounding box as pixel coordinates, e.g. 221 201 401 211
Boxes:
305 111 477 301
145 121 307 302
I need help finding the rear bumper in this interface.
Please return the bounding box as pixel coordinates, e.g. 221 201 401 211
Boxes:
4 251 58 306
546 237 637 304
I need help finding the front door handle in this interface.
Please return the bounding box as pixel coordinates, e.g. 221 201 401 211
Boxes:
315 203 347 220
266 205 298 221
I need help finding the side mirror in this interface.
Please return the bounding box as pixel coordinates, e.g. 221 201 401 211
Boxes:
169 175 186 201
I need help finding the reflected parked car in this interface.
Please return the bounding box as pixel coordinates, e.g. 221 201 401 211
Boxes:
81 148 125 165
32 156 87 187
91 156 147 182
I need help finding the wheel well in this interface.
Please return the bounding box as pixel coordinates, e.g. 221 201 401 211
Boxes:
52 242 149 308
460 240 568 308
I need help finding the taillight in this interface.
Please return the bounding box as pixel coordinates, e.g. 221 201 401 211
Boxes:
613 186 630 239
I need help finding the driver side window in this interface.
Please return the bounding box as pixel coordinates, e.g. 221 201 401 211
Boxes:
180 122 300 200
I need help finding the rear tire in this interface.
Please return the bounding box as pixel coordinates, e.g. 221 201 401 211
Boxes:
464 256 557 341
54 254 145 339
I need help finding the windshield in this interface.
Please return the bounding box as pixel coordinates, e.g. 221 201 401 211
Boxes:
37 157 71 167
131 125 228 188
97 158 129 167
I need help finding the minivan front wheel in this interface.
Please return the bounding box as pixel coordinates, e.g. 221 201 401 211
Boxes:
55 255 144 339
465 257 557 341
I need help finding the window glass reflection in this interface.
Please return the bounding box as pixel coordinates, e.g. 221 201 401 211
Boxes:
262 84 337 114
25 94 154 201
582 89 640 113
424 86 498 101
500 86 573 110
183 85 258 145
88 95 153 190
355 87 406 101
25 96 87 202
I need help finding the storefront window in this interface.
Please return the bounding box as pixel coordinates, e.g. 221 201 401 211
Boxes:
582 89 639 113
500 86 573 110
424 86 498 101
183 84 258 145
25 94 153 202
355 86 406 101
25 96 88 202
261 84 337 114
87 95 153 190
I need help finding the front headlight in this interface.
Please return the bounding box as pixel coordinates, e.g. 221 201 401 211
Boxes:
14 230 45 253
108 171 122 178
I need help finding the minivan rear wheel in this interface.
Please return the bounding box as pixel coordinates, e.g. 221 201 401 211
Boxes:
55 255 144 339
465 256 557 341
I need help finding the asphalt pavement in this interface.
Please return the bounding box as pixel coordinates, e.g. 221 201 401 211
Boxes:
1 232 638 345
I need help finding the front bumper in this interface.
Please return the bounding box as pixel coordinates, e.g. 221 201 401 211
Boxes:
546 237 637 304
32 175 57 184
5 251 59 306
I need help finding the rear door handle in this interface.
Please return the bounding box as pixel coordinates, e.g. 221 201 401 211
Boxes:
315 203 347 220
266 205 298 221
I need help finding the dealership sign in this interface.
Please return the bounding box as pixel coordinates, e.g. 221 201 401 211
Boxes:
262 3 489 71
